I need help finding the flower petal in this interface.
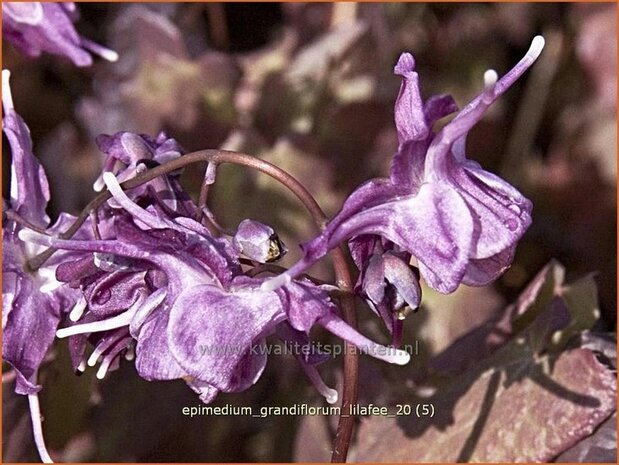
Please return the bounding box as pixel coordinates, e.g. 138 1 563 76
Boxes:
167 285 284 391
393 52 429 144
462 245 517 286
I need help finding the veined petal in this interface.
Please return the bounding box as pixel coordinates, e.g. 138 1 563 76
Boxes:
461 245 516 286
167 285 285 392
134 302 186 381
389 138 428 189
450 162 532 259
2 70 50 228
393 52 429 144
275 280 336 333
2 277 63 394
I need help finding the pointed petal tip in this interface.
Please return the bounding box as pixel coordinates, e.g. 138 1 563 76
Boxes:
18 229 52 247
531 35 545 54
260 273 291 292
2 69 14 111
394 52 415 76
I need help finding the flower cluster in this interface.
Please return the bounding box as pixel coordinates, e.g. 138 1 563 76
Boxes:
2 26 544 462
264 36 545 301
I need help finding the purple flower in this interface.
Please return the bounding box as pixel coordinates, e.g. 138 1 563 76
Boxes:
2 2 118 66
264 36 545 294
1 70 86 396
20 172 409 405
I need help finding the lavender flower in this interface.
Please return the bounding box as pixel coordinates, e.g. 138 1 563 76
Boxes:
264 36 545 294
1 70 85 395
20 172 409 406
2 69 94 463
2 2 118 66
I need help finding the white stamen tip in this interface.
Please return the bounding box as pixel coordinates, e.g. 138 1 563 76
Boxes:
324 388 339 404
2 69 14 111
93 173 107 192
102 171 118 189
18 229 52 246
484 69 498 88
77 360 87 373
69 297 87 322
125 346 135 361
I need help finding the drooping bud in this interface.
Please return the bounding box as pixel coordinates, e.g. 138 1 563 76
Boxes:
233 219 287 263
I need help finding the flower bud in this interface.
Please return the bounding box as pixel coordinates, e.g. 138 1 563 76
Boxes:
233 219 287 263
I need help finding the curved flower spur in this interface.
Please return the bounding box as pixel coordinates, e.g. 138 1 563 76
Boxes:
263 36 545 295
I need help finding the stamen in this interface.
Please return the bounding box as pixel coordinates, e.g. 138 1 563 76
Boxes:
2 69 14 111
19 229 53 247
28 391 54 463
96 355 114 379
69 296 87 322
77 359 87 373
57 297 143 338
96 338 132 379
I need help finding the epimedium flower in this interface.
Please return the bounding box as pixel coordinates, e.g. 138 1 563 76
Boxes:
263 36 545 295
2 2 118 67
20 172 410 406
1 70 87 395
1 69 97 463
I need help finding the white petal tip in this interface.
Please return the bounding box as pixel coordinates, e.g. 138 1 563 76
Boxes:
528 36 545 60
325 389 339 404
2 69 14 111
101 49 119 63
484 69 498 88
260 274 291 292
55 328 71 339
390 349 411 365
18 229 52 246
532 35 545 51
